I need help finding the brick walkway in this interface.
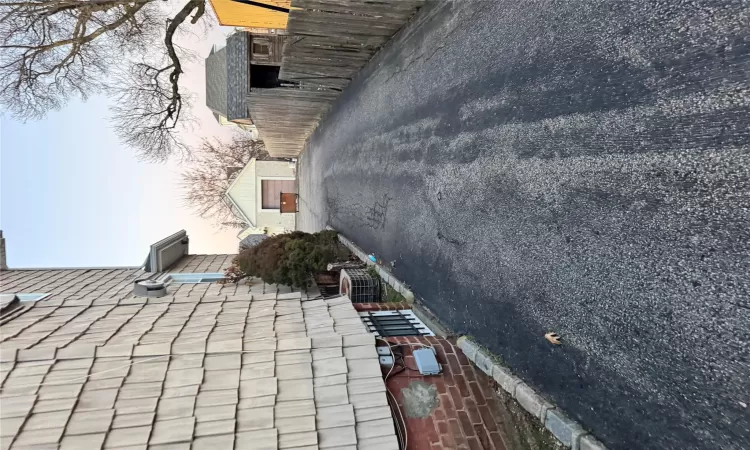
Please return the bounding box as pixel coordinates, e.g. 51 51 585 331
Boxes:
349 301 552 450
351 302 412 312
378 335 511 450
350 302 513 449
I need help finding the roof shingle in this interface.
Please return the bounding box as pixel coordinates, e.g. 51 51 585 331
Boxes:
0 277 398 449
205 46 228 117
226 32 251 121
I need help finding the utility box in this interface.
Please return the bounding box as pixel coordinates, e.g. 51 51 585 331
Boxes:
414 348 441 375
340 268 381 302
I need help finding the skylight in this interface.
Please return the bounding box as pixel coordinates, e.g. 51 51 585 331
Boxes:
15 293 49 302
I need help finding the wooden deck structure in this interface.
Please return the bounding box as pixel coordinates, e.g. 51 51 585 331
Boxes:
252 0 425 157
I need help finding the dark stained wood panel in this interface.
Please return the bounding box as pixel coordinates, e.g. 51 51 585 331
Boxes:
280 192 298 213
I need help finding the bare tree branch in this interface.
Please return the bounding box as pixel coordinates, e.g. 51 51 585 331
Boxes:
109 0 206 161
0 0 210 161
181 134 274 228
0 0 163 118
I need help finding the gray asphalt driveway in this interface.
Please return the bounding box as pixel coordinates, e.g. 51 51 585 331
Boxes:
297 1 750 449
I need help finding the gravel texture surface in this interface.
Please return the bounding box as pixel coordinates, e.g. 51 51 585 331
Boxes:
297 1 750 449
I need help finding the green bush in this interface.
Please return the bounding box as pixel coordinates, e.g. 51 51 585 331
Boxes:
232 230 341 288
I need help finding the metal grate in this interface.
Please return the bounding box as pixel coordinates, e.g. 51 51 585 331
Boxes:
359 310 434 337
313 271 340 299
340 268 381 302
318 284 340 298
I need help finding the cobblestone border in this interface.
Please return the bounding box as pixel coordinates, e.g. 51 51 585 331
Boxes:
457 336 608 450
330 228 452 337
328 227 416 304
329 227 607 449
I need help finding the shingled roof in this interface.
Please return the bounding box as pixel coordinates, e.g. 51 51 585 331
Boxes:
205 46 228 118
226 31 251 122
239 233 267 251
0 265 398 449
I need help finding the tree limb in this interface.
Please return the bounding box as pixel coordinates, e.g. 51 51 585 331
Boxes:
181 134 270 227
1 0 210 162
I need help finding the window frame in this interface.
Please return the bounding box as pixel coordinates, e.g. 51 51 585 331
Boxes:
14 293 51 302
252 42 270 56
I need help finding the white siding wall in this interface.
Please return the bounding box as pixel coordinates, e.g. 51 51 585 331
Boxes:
228 160 258 226
255 160 296 230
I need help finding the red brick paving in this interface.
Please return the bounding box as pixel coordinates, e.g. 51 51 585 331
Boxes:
381 336 510 450
352 301 411 311
465 398 482 424
468 436 484 450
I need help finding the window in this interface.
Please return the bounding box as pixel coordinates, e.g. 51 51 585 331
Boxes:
253 43 270 56
167 273 226 284
15 293 49 302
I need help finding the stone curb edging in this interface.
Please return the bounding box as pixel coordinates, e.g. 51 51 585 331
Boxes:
327 227 416 304
326 227 605 449
456 336 608 450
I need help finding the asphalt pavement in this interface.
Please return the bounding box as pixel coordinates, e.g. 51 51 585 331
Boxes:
297 1 750 449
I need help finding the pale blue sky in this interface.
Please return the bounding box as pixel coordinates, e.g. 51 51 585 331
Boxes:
0 22 241 268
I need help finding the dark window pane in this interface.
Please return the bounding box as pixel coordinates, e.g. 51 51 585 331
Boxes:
253 43 270 55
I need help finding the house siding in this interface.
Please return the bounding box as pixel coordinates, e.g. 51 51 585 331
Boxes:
255 160 296 231
255 159 295 179
227 159 296 232
256 212 295 232
228 159 258 226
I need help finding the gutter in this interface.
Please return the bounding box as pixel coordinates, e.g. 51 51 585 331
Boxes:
230 0 290 13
